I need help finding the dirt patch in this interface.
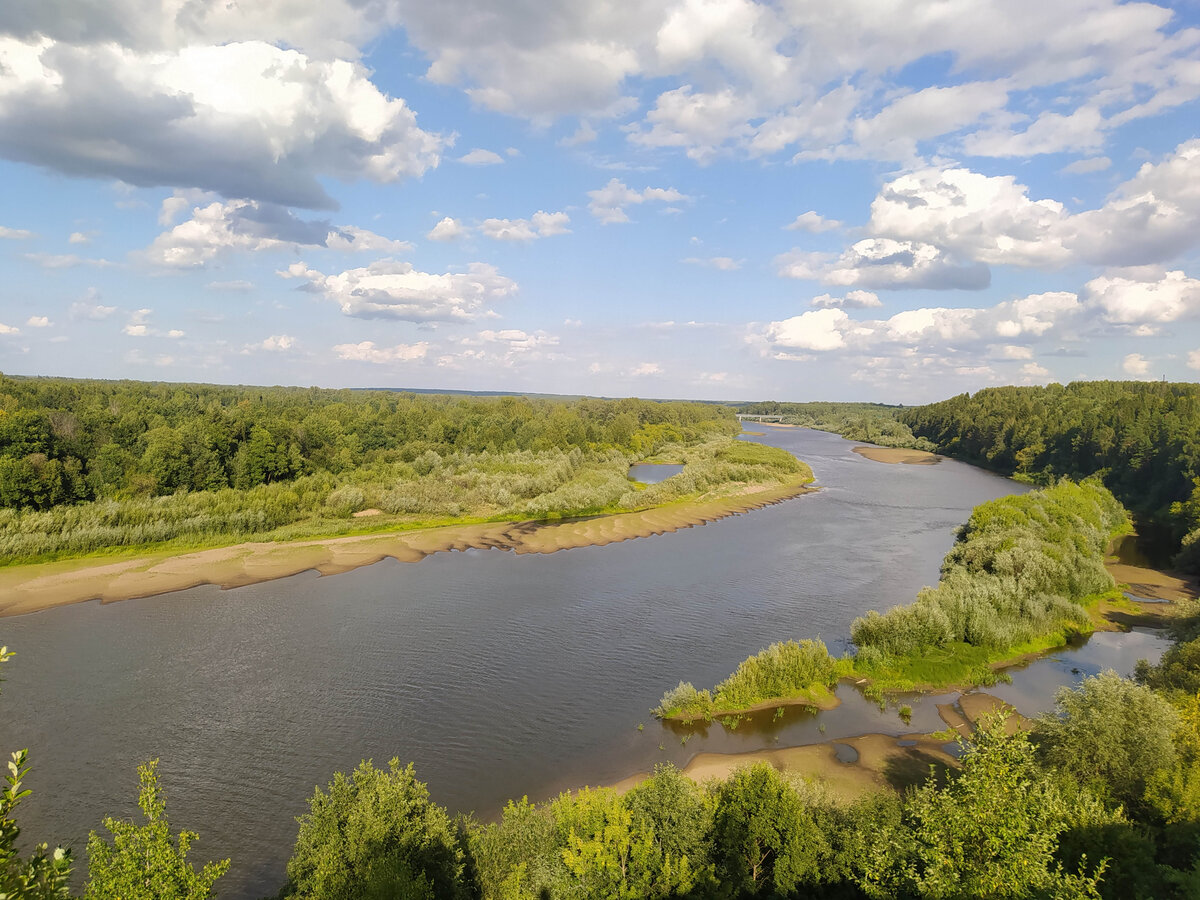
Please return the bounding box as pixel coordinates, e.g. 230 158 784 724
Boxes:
351 508 383 518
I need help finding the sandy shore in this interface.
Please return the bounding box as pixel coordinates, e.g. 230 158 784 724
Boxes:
0 478 816 618
852 446 941 465
1107 560 1199 603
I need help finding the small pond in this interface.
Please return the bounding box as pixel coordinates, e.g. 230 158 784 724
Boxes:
628 463 684 483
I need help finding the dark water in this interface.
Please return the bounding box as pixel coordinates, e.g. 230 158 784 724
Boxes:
627 463 685 483
2 427 1042 897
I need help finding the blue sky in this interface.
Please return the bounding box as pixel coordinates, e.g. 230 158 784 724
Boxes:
0 0 1198 403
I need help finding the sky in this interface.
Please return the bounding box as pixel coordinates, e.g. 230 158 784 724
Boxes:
1 1 1199 404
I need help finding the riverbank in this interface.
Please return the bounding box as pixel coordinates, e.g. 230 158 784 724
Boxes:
0 474 816 617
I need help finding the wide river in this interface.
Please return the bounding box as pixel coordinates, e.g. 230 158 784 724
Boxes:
0 426 1138 897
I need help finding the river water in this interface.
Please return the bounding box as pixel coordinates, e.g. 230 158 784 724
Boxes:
0 427 1155 897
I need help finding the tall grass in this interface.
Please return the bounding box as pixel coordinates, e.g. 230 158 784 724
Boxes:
0 439 809 565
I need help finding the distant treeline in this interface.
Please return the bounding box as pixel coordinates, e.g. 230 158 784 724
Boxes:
898 381 1200 570
735 401 934 451
0 374 737 510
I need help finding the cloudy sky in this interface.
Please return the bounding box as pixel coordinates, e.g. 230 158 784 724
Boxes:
1 0 1199 403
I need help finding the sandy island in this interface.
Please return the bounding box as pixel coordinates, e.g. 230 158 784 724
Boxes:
0 478 816 618
853 446 942 465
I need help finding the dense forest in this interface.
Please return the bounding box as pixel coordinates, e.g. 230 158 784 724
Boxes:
897 382 1200 571
0 375 808 564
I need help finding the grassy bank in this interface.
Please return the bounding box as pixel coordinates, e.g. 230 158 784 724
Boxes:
655 480 1131 718
0 437 808 568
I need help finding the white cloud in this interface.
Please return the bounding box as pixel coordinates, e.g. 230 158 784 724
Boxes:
1188 349 1200 371
0 322 19 335
856 141 1200 272
1123 353 1151 376
852 81 1010 159
587 178 690 224
0 38 444 209
67 231 91 244
124 324 148 337
480 211 571 241
993 345 1034 360
281 259 518 323
144 197 410 267
1082 270 1200 326
1021 362 1050 377
784 211 841 232
778 240 990 290
559 122 598 146
25 316 50 327
458 148 505 165
1061 156 1111 175
630 362 662 376
251 335 296 352
24 252 114 269
0 226 32 239
810 290 881 309
767 308 850 351
963 106 1106 158
69 297 116 319
427 217 466 241
207 280 255 292
682 256 741 270
334 341 431 363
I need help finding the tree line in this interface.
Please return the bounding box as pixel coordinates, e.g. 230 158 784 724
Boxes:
896 381 1200 571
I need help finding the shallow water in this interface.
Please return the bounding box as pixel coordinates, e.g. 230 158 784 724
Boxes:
3 426 1038 897
627 463 685 483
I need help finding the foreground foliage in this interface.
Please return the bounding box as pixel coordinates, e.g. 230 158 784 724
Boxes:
83 761 228 900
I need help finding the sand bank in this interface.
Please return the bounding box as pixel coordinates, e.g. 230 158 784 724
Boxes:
0 478 816 618
852 446 941 465
612 732 958 802
1107 560 1199 604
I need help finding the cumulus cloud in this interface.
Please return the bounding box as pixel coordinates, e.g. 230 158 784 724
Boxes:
257 335 296 352
785 211 841 232
427 217 466 241
1061 156 1111 175
1082 270 1200 326
1123 353 1151 376
333 341 431 363
630 362 662 376
810 290 881 309
0 322 18 334
457 148 505 165
480 211 571 241
1188 349 1200 371
857 141 1200 272
0 226 32 239
24 252 114 269
778 240 990 290
766 308 850 351
69 295 116 319
67 231 91 244
0 38 444 208
25 316 50 327
280 259 518 323
587 178 690 223
144 197 410 267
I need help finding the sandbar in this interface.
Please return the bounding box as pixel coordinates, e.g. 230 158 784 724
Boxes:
1106 560 1199 604
852 446 941 465
612 732 958 802
0 478 816 618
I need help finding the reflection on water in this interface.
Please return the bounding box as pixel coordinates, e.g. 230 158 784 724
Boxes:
2 427 1038 898
627 463 684 484
660 627 1170 757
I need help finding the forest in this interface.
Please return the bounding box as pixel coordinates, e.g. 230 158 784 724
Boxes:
896 382 1200 572
0 375 813 565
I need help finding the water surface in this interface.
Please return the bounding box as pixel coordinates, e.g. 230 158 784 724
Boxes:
2 427 1034 897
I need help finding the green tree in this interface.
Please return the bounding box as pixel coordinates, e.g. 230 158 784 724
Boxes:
283 759 468 900
1036 671 1180 811
862 714 1110 899
0 646 73 900
83 759 228 900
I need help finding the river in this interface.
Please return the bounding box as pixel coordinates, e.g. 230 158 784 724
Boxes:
0 426 1155 897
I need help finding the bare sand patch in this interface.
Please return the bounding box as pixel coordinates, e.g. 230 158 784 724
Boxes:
1106 561 1199 603
0 478 816 618
852 446 941 465
612 733 957 802
351 508 383 518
